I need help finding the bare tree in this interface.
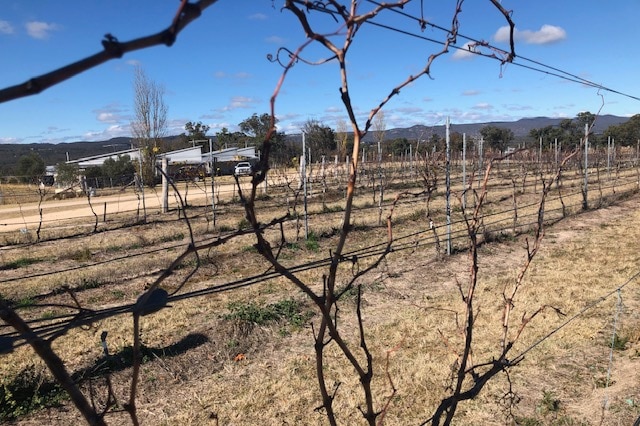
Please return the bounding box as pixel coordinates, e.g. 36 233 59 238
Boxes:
131 66 167 186
336 118 350 162
373 110 386 148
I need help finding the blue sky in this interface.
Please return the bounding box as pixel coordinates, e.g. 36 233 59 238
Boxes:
1 1 639 145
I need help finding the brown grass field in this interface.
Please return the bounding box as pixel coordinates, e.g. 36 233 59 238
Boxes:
1 160 640 425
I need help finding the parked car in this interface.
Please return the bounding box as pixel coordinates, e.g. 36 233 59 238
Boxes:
234 162 253 176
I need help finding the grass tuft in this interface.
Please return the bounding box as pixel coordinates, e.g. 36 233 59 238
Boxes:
1 257 40 270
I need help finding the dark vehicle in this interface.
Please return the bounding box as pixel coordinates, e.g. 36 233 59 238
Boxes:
41 175 55 186
172 164 206 181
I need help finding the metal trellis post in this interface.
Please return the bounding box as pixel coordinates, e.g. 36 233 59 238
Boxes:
583 123 589 210
446 117 452 255
462 133 467 211
209 138 216 227
161 157 169 213
302 132 308 239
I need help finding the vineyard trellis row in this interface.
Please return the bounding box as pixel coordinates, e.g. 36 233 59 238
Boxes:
1 149 640 424
1 1 639 423
1 146 639 240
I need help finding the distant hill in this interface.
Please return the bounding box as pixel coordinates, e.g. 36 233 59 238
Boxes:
0 136 183 176
0 115 630 175
365 114 629 142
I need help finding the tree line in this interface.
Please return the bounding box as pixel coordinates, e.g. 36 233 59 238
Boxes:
8 72 640 187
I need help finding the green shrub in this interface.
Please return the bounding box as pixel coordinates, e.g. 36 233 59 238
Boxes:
224 298 313 327
79 278 102 290
0 365 66 421
537 390 561 416
238 218 250 230
305 231 319 252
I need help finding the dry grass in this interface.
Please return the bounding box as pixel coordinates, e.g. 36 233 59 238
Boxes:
1 163 640 425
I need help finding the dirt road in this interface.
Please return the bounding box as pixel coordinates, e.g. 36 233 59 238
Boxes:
0 178 258 233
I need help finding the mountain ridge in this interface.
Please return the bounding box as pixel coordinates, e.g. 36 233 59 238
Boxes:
375 114 628 142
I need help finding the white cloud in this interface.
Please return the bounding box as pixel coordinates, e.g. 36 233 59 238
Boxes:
93 104 129 124
219 96 258 111
126 59 142 67
167 119 188 135
462 90 481 96
452 42 477 60
396 106 423 114
96 112 119 123
472 103 493 111
82 124 131 142
44 125 68 135
503 103 534 112
0 20 14 35
266 35 285 44
0 137 20 144
213 71 252 80
201 111 227 120
276 112 302 123
249 13 267 21
25 21 60 39
494 24 566 45
325 106 342 113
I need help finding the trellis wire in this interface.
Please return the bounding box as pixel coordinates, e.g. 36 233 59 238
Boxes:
514 272 640 363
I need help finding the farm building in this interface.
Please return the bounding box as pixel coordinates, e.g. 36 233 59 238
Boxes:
155 146 204 166
67 148 142 169
67 146 258 171
206 147 258 162
202 146 259 175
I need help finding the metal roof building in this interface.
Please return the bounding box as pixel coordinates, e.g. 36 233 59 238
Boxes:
67 148 141 168
203 147 258 163
67 145 258 170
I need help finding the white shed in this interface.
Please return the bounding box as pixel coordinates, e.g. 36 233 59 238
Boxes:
157 146 203 165
204 147 258 163
69 148 141 168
